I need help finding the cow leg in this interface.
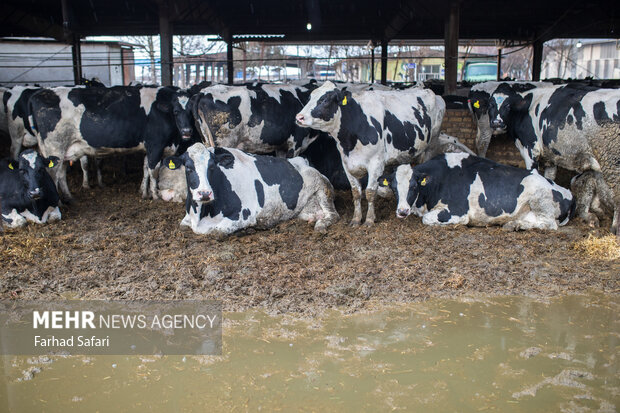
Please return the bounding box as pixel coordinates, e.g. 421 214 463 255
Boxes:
571 171 599 227
9 137 22 160
344 168 363 226
55 162 73 203
95 158 104 188
80 156 90 189
314 177 339 233
543 165 557 181
612 204 619 238
148 164 161 200
140 156 150 199
363 162 384 226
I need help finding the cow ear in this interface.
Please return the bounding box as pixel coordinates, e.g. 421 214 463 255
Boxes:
164 156 183 170
416 174 430 187
512 96 530 112
157 101 171 113
46 156 60 169
377 173 392 187
213 148 235 169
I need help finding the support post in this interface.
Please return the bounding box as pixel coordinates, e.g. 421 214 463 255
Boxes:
226 34 234 85
71 34 82 84
497 48 502 80
371 46 375 83
443 0 459 95
532 39 543 81
159 2 173 86
380 39 388 85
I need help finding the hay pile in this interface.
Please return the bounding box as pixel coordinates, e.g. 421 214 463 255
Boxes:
573 234 620 260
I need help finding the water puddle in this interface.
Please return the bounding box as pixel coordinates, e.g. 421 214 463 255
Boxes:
1 293 618 411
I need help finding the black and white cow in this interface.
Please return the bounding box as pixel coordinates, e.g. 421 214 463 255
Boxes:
487 83 620 234
191 83 320 157
468 81 552 157
486 83 618 177
3 86 42 159
163 143 339 235
0 149 61 228
296 81 445 226
379 153 575 230
28 85 194 201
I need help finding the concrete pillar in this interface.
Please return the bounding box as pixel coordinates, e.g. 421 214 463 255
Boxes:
443 1 459 95
532 39 543 81
159 2 173 86
380 39 388 85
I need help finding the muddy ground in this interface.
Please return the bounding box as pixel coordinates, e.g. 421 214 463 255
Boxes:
1 145 618 314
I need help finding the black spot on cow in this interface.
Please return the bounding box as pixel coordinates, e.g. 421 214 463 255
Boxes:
242 208 251 220
28 89 61 140
67 87 146 148
538 85 592 146
336 94 381 156
12 88 41 136
253 154 303 210
2 90 11 113
553 189 575 223
201 156 242 221
592 101 610 125
535 103 540 116
254 179 265 207
384 110 421 154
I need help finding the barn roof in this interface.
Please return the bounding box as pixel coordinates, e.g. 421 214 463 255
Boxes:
1 0 617 44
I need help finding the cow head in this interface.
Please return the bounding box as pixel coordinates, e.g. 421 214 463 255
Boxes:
487 84 530 135
468 90 491 121
156 89 194 141
295 81 348 133
378 164 429 218
163 143 235 206
14 149 59 200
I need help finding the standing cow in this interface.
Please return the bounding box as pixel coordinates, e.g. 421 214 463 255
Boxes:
468 81 552 157
163 143 339 236
379 153 575 230
28 85 194 201
295 81 445 226
191 82 320 157
488 83 620 235
1 149 61 228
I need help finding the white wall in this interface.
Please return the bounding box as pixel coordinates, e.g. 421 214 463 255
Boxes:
0 40 126 86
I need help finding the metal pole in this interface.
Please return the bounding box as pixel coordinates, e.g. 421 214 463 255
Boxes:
371 47 375 83
226 34 234 85
532 39 543 81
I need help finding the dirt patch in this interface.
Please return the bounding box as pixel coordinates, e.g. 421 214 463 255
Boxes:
1 156 618 314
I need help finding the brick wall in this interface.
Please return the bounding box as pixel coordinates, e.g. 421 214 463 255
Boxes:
440 108 525 168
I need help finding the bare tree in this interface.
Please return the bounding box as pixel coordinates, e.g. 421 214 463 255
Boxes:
123 36 159 84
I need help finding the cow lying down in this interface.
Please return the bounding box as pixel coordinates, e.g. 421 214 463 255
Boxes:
1 150 61 228
379 153 575 230
164 143 339 235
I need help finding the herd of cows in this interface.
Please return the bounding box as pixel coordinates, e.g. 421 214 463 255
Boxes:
0 77 618 238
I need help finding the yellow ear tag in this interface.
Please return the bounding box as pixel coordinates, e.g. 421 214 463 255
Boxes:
168 160 176 170
382 178 389 186
48 160 54 168
420 177 427 186
8 163 14 170
473 100 480 109
342 96 347 106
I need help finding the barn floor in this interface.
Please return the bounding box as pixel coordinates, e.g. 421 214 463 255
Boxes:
0 139 618 314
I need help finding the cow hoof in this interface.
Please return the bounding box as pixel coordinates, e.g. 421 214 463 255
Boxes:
82 185 91 190
584 214 600 228
349 219 361 227
314 222 328 233
363 220 375 227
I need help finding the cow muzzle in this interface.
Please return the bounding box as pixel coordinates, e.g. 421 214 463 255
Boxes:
196 190 213 203
396 207 410 219
181 128 192 140
490 120 506 132
28 188 42 200
295 113 309 127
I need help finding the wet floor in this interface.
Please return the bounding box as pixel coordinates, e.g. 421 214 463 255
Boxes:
1 293 618 412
